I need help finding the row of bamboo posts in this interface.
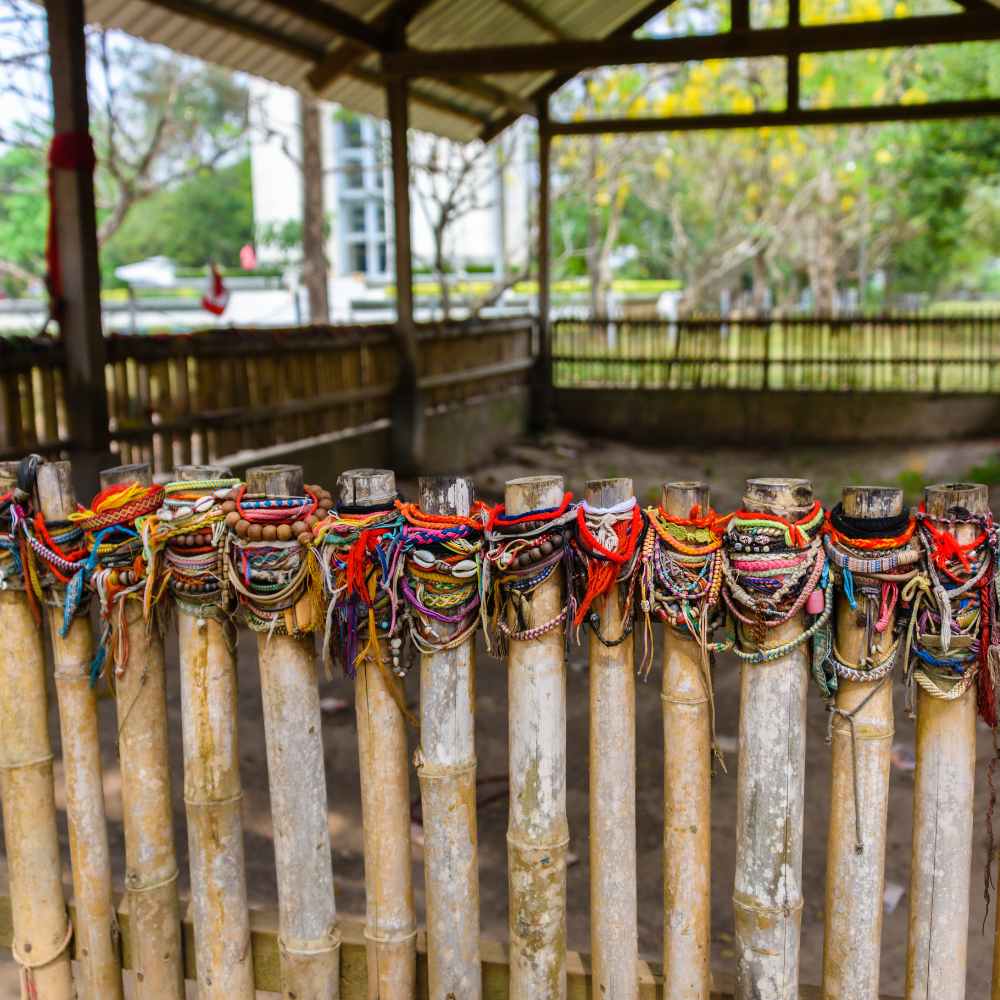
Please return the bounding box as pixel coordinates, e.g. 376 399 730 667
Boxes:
0 457 995 999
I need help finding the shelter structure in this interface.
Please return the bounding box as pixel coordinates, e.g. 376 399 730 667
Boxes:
45 0 1000 470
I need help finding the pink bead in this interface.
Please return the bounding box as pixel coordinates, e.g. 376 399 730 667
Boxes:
806 588 825 615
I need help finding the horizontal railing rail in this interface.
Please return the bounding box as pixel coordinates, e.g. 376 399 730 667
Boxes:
552 315 1000 393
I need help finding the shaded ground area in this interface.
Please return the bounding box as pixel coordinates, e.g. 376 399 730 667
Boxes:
5 429 1000 997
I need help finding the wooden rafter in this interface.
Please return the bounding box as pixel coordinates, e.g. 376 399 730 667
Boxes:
386 12 1000 77
497 0 572 40
255 0 387 51
547 97 1000 134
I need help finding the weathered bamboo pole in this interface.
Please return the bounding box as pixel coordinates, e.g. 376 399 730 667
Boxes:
36 459 123 1000
0 461 74 998
822 486 899 1000
101 461 184 999
339 468 416 1000
173 463 254 999
905 482 984 1000
247 463 340 999
506 474 568 1000
661 480 713 1000
416 475 481 1000
732 477 813 1000
586 476 638 1000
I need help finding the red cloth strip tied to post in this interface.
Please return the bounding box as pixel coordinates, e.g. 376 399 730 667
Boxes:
46 131 97 311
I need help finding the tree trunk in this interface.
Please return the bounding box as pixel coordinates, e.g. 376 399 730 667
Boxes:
812 169 837 315
300 93 330 324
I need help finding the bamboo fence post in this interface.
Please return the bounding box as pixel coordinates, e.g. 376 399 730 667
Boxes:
732 477 813 1000
173 463 255 999
246 463 340 999
905 482 984 1000
0 461 74 998
338 468 416 1000
100 461 184 999
586 476 638 1000
35 459 123 1000
415 475 481 1000
661 480 713 1000
821 486 899 1000
505 474 568 1000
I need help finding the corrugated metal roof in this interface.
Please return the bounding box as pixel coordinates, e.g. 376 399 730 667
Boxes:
84 0 661 141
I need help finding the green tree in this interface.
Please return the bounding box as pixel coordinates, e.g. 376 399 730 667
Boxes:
0 145 46 293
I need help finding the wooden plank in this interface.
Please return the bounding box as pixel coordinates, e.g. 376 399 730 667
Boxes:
385 13 1000 76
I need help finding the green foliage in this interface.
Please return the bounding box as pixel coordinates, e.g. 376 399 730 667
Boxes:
101 158 254 280
0 145 47 293
896 468 927 503
967 457 1000 486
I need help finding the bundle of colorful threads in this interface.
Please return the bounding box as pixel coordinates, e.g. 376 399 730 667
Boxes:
397 499 488 657
819 502 921 699
69 480 166 681
482 491 576 657
907 502 1000 726
224 482 331 637
313 494 405 677
722 499 833 667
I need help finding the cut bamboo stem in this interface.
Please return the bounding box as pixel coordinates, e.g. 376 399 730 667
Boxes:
586 476 638 1000
905 482 984 1000
36 459 123 1000
101 461 184 1000
0 461 74 999
661 481 713 1000
733 477 813 1000
247 463 340 999
173 463 254 1000
505 474 568 1000
416 475 481 1000
338 468 416 1000
822 486 899 1000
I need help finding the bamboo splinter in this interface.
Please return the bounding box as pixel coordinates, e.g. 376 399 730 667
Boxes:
822 486 899 1000
661 481 713 1000
905 482 984 1000
586 476 638 1000
36 460 123 1000
100 461 184 1000
0 461 74 999
173 463 254 999
733 477 813 1000
416 475 481 1000
338 468 416 1000
247 463 340 999
505 474 568 1000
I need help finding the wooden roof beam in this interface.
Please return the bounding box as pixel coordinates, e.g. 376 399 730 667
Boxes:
547 97 1000 134
497 0 572 40
386 12 1000 76
256 0 388 51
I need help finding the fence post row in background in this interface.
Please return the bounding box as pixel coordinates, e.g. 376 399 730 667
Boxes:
661 480 714 1000
586 476 639 1000
505 474 569 1000
340 468 417 999
732 477 814 1000
905 483 983 1000
416 475 482 1000
248 463 341 999
35 460 123 1000
100 461 185 1000
173 463 255 1000
0 462 75 998
822 486 900 999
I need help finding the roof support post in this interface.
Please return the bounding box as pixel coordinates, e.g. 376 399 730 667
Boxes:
531 99 553 430
45 0 111 496
387 68 424 473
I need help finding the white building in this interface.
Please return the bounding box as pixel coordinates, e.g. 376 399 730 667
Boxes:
249 80 533 320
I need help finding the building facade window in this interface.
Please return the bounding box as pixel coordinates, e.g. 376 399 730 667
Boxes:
335 113 391 279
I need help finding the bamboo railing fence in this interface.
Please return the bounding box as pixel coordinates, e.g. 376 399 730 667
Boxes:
0 317 535 471
552 315 1000 392
2 455 1000 1000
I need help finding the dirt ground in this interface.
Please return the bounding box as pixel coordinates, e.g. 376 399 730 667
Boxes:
4 429 1000 997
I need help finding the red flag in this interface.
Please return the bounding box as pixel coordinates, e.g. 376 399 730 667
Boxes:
201 264 230 316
